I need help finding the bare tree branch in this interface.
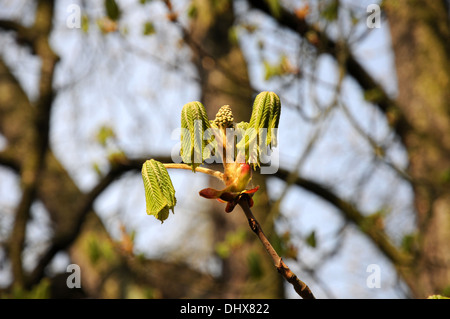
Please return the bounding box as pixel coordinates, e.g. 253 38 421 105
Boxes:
0 19 36 50
8 0 59 286
238 198 316 299
247 0 410 139
273 168 413 267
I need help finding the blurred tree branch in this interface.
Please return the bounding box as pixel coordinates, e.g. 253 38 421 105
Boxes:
0 8 208 294
247 0 410 139
274 168 412 268
4 0 59 287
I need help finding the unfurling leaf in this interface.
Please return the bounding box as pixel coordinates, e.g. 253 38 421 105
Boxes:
249 91 281 147
180 101 211 171
237 91 281 168
141 159 176 223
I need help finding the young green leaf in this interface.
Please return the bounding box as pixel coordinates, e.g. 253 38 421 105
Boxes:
180 101 211 171
249 91 281 147
237 91 281 168
141 159 176 223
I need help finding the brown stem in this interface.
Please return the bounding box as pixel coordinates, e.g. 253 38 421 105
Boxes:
163 163 224 182
238 198 316 299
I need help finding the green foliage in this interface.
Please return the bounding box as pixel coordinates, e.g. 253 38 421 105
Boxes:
96 125 116 146
247 250 264 279
141 91 281 220
265 0 281 18
1 279 51 299
440 168 450 183
228 26 239 46
442 285 450 297
238 91 281 168
305 230 317 248
143 21 156 36
269 231 298 259
187 3 198 18
87 236 115 265
401 233 419 254
427 295 450 299
81 15 89 33
363 88 384 103
142 159 176 222
215 228 247 258
235 121 249 131
107 150 127 165
105 0 121 21
263 55 294 80
248 91 281 148
180 101 211 171
321 0 339 22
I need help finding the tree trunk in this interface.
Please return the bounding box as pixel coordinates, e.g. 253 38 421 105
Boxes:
385 0 450 298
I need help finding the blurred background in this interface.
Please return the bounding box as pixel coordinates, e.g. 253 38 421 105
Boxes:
0 0 449 299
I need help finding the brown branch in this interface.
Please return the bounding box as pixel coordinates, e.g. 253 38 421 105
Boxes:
0 19 37 50
8 0 59 287
274 168 412 267
238 198 316 299
0 149 20 171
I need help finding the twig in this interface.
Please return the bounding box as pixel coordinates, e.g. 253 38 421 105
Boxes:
238 198 316 299
163 163 225 182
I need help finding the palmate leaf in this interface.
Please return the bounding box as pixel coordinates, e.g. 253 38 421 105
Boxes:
180 101 211 171
141 159 176 223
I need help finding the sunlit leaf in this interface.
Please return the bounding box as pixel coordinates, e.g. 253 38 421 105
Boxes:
237 91 281 168
180 101 211 171
141 159 176 223
250 91 280 147
427 295 450 299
